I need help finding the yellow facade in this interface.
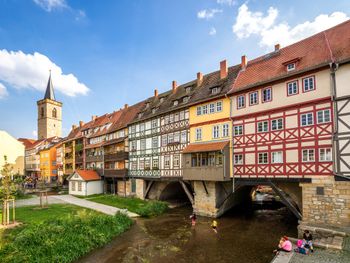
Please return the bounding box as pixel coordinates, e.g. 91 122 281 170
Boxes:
188 97 233 176
40 146 57 182
0 130 25 176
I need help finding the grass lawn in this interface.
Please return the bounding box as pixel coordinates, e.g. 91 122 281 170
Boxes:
83 194 168 217
0 204 133 263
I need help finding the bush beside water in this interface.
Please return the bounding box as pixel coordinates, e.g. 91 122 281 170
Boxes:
0 211 133 263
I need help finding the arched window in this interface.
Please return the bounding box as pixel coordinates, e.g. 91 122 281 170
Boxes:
41 107 44 118
52 108 57 118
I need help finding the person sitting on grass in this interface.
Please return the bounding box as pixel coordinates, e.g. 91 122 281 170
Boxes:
273 236 292 254
303 230 314 252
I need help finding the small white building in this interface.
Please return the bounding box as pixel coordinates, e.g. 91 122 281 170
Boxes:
67 170 103 196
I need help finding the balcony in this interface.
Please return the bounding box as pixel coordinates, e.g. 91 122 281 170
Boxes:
104 169 128 178
85 155 103 163
104 151 128 162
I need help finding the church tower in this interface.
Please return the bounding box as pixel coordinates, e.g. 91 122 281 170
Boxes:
37 73 62 139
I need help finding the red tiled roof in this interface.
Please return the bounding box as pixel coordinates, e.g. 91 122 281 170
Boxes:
229 19 350 93
75 169 101 181
182 140 229 153
18 138 36 148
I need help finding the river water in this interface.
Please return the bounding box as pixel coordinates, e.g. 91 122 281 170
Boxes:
79 203 297 263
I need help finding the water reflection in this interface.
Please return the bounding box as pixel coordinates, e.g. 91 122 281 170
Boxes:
78 203 297 263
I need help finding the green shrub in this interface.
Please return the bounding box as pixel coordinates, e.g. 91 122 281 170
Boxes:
135 200 168 217
0 212 132 263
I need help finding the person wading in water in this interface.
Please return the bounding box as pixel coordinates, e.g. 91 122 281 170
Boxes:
211 219 218 234
190 213 197 226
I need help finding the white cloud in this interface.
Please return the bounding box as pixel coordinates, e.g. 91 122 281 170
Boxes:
233 4 349 48
75 9 86 21
33 0 67 12
32 130 38 137
209 27 217 36
0 83 8 99
0 49 89 97
197 9 223 20
217 0 236 6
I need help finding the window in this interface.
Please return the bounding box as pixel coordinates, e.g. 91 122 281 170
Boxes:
173 155 180 167
77 181 82 191
195 128 202 141
164 156 170 168
319 148 332 162
138 113 143 118
186 87 191 94
257 121 268 132
151 119 157 128
212 125 220 139
301 113 314 126
131 125 136 134
303 76 315 92
152 158 159 169
234 125 243 136
161 135 167 146
237 95 245 109
152 137 158 148
41 107 44 118
202 105 208 114
287 63 295 71
272 152 283 163
140 139 146 150
173 100 178 106
249 92 258 105
271 118 283 131
52 108 57 118
222 124 229 137
287 81 298 96
152 108 158 114
168 133 174 144
209 103 215 113
174 132 180 143
197 106 202 116
216 101 223 112
71 181 76 191
174 113 179 122
258 153 268 164
169 114 174 123
160 97 165 103
234 154 243 165
140 123 145 131
211 87 220 95
131 141 137 151
262 88 272 102
181 131 187 143
139 159 145 169
183 97 189 103
145 159 150 170
317 109 331 124
302 149 315 162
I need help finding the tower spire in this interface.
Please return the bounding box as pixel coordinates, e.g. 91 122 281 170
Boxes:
44 70 56 100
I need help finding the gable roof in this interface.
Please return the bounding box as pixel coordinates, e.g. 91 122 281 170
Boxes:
18 138 36 148
228 19 350 94
69 169 101 181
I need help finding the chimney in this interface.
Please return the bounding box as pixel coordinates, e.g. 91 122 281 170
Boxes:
220 60 228 79
241 55 247 69
91 115 97 121
197 72 203 86
124 104 128 109
72 124 77 130
275 44 280 51
154 89 158 97
79 121 84 127
172 81 177 94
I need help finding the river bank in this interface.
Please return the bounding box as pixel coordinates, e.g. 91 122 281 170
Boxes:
78 205 298 263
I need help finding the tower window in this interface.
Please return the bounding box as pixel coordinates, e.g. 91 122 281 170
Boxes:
52 108 57 118
41 107 44 118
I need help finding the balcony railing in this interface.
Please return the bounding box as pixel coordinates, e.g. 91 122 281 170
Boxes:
86 155 103 163
104 151 128 162
104 169 128 178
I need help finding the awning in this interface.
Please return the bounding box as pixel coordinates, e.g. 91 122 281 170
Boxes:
182 140 229 154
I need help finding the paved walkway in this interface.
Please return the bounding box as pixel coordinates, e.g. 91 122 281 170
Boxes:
52 195 139 218
15 196 66 207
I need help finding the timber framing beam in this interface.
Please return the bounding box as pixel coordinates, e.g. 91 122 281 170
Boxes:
143 181 154 199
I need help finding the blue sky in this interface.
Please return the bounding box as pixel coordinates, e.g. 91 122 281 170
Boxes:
0 0 349 139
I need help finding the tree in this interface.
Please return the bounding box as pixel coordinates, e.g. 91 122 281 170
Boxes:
0 156 17 225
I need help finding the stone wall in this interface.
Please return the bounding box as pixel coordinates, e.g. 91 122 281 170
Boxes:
135 179 146 199
300 176 350 227
117 180 132 197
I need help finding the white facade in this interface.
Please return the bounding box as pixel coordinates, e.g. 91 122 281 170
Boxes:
68 172 103 196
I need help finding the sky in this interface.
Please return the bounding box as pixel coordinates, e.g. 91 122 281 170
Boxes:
0 0 349 139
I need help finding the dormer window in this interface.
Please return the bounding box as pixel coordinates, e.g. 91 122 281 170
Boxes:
287 63 296 71
183 96 189 103
160 97 165 103
211 87 220 95
173 100 178 106
146 102 150 108
186 87 191 94
152 108 158 114
138 113 143 118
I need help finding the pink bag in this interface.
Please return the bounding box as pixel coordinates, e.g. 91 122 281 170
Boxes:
297 239 303 248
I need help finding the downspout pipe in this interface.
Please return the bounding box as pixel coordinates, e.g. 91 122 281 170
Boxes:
225 93 234 192
329 62 339 176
